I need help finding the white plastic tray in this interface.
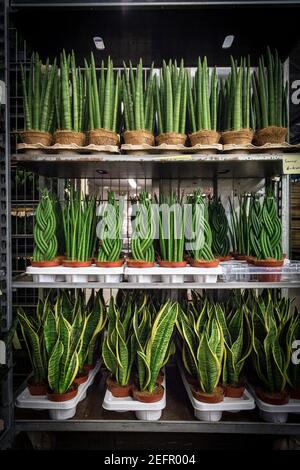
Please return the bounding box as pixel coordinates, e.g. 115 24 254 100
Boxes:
249 385 300 423
221 259 300 283
102 370 166 421
125 265 223 284
179 365 255 422
15 362 101 420
26 265 123 283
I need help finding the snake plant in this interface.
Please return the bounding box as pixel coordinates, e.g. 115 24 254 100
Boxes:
176 300 224 394
133 301 177 393
97 191 123 262
63 189 97 262
32 189 58 262
248 194 262 258
131 191 155 262
252 48 288 130
187 57 217 132
85 54 121 133
186 191 214 261
21 52 57 133
55 50 85 132
155 60 187 135
228 194 250 256
154 192 185 262
257 188 282 260
222 56 251 131
102 296 136 386
208 197 230 257
122 60 155 133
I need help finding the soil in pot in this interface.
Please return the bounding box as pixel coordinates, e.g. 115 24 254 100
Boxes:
19 130 52 146
27 377 48 396
54 130 85 146
132 384 164 403
127 259 155 268
95 259 124 267
189 129 220 146
156 132 186 146
223 383 245 398
256 387 289 406
47 383 78 402
158 260 187 268
191 386 224 404
31 258 61 267
62 259 93 267
190 258 220 268
88 128 119 146
106 375 132 398
74 371 89 386
221 129 253 145
253 126 288 146
123 130 154 146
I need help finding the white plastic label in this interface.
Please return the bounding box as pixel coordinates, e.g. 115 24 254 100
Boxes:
0 340 6 365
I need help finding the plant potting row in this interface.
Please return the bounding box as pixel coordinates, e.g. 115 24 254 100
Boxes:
19 48 288 151
29 187 285 271
15 289 300 422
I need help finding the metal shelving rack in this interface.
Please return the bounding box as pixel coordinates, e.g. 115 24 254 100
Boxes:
2 0 300 447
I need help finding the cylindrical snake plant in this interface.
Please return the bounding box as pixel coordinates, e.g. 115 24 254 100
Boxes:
21 52 57 133
257 188 282 260
228 194 250 256
97 191 123 262
154 60 187 135
131 191 155 262
32 189 58 262
122 59 155 133
85 54 121 133
62 189 96 262
186 191 214 261
248 193 262 259
208 197 230 257
187 57 217 132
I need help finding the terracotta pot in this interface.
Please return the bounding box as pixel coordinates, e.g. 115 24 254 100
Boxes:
123 130 154 146
74 371 89 386
190 258 220 268
216 255 232 262
47 383 78 402
132 384 164 403
27 377 48 396
189 129 220 146
232 253 248 261
191 386 224 404
253 126 288 146
95 259 124 267
62 259 92 267
156 132 186 146
246 256 256 265
223 384 245 398
256 387 289 406
19 130 52 146
54 130 85 146
88 128 119 146
31 258 61 267
127 259 155 268
158 260 187 268
106 376 132 398
156 370 165 386
290 388 300 400
253 258 284 267
221 129 253 145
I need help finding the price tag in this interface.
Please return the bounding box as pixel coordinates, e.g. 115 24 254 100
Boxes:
0 340 6 365
282 154 300 174
157 155 193 161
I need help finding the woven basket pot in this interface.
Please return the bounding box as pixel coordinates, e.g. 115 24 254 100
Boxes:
189 129 220 146
155 132 186 146
19 130 52 146
221 129 253 145
123 130 154 146
253 126 288 146
54 130 85 146
88 128 119 146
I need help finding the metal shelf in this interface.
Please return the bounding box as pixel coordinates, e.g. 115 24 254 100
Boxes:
12 274 300 290
12 153 287 179
14 366 300 435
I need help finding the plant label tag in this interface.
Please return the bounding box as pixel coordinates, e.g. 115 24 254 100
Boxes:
282 155 300 174
0 340 6 365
